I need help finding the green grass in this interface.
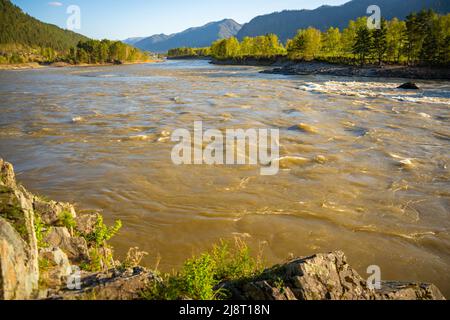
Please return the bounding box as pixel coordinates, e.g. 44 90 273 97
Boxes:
142 239 264 300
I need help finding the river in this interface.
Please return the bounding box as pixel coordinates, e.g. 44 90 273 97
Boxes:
0 60 449 296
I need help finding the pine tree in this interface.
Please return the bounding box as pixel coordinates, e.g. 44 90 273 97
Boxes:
353 26 372 65
372 19 388 65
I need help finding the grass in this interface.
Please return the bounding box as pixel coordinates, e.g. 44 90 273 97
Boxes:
142 238 264 300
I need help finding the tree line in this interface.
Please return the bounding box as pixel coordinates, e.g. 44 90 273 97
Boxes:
67 39 150 64
168 10 450 66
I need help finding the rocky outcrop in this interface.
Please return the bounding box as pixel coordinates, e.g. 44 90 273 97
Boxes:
0 159 39 299
44 227 89 263
222 252 445 300
51 267 160 300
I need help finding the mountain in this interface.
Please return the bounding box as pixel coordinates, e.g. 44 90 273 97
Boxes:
122 37 146 46
133 19 242 52
0 0 88 51
237 0 450 43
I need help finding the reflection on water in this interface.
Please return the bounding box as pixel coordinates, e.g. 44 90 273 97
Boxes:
0 60 449 296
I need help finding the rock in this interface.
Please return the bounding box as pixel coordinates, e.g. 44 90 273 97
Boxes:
44 227 89 263
33 199 76 226
398 82 420 90
0 217 39 299
0 159 17 189
377 281 446 300
0 159 39 300
51 267 161 300
39 247 72 288
75 213 99 235
222 252 445 301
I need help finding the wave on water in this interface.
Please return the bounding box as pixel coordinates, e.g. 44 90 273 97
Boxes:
298 81 450 105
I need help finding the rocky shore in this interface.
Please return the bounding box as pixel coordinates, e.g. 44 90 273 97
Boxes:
262 61 450 80
0 158 446 300
209 58 450 80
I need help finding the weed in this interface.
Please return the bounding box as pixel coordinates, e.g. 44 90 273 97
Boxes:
142 238 264 300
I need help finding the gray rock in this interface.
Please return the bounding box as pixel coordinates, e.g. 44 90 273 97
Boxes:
0 217 38 300
222 251 445 300
51 267 161 300
377 281 445 300
0 159 39 300
45 227 89 263
39 247 72 288
75 213 99 235
33 199 76 226
397 82 420 90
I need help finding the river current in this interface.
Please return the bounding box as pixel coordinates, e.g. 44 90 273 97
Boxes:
0 60 449 296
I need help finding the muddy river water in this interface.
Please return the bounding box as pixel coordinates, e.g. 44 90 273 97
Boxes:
0 60 449 296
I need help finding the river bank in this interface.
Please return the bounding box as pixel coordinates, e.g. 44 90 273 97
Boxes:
208 57 450 80
0 158 446 300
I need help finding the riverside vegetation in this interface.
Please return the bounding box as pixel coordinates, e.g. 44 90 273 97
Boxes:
0 158 446 300
167 10 450 67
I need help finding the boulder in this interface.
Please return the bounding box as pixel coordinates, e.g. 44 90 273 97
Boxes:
39 247 72 288
75 213 99 235
0 159 39 300
222 252 445 300
398 82 420 90
51 267 161 300
0 218 39 299
377 281 445 300
44 227 89 263
33 199 76 226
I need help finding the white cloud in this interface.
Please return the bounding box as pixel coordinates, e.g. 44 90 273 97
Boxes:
48 2 63 7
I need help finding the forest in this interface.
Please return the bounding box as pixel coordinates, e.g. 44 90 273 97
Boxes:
168 10 450 67
0 0 149 65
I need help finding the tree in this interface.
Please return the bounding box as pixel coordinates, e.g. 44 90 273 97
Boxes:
372 19 388 65
322 27 342 57
386 18 407 63
353 26 372 65
287 27 322 61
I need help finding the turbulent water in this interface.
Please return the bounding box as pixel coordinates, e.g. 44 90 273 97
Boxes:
0 60 449 296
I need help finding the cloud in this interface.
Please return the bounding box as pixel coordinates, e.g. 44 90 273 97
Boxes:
48 2 63 6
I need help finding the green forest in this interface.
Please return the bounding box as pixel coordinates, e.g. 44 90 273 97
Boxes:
168 10 450 66
0 0 149 65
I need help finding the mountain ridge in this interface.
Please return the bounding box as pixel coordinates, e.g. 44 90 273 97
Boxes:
131 19 242 52
237 0 450 42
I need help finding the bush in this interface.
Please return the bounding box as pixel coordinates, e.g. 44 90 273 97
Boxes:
142 238 264 300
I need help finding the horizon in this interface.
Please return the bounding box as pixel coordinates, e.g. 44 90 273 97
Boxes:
10 0 349 40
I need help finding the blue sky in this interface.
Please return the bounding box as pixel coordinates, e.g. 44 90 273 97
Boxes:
11 0 349 40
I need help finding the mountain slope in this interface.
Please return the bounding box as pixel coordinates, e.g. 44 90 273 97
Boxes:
122 37 146 46
0 0 88 51
134 19 242 52
237 0 450 42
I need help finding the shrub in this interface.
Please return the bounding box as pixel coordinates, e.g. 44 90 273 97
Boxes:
142 238 264 300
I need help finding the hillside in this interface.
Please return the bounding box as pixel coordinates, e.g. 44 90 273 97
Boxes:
122 37 146 46
0 0 88 51
237 0 450 42
133 19 242 52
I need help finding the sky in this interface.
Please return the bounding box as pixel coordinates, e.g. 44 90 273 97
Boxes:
11 0 350 40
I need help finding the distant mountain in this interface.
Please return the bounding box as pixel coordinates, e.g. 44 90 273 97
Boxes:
237 0 450 43
134 19 242 52
122 37 146 46
0 0 88 51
